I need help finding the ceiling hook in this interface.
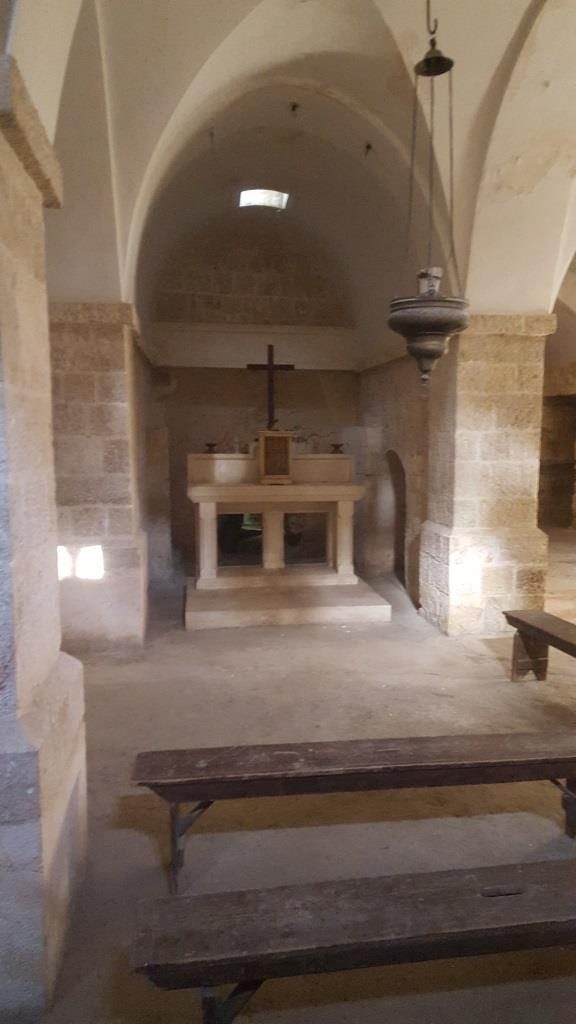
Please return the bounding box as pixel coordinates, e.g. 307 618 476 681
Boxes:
426 0 438 37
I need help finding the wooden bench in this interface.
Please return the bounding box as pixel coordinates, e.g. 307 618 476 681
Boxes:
133 858 576 1022
504 609 576 681
133 732 576 892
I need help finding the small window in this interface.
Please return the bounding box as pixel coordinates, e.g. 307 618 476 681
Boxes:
239 189 289 210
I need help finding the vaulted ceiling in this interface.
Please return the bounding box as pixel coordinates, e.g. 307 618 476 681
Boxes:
7 0 576 364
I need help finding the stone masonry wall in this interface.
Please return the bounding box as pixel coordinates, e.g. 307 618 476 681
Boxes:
420 314 554 635
0 56 86 1018
50 303 147 649
358 357 428 605
154 213 350 327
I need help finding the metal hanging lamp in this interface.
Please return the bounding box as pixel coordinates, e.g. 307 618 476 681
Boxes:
388 0 469 384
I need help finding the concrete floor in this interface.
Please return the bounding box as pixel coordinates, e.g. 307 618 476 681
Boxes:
45 574 576 1024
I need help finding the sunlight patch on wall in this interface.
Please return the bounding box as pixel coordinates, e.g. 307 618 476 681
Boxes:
57 545 74 580
57 544 105 580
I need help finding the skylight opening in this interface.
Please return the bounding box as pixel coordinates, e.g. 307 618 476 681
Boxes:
239 189 289 210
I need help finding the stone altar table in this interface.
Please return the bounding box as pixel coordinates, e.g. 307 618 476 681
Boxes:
185 450 391 629
188 453 364 589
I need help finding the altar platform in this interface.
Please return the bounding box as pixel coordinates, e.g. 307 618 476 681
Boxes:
185 572 392 630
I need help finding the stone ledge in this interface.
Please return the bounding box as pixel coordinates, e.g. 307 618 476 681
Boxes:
0 56 62 208
50 302 137 328
465 313 557 337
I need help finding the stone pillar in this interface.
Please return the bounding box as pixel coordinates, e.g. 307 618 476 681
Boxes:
262 510 285 569
49 302 148 649
196 502 218 585
420 314 555 635
0 57 86 1017
336 500 357 582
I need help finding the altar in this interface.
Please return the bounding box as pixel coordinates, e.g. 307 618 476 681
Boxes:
185 437 392 629
188 451 364 589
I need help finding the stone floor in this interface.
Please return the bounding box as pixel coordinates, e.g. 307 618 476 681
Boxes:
45 573 576 1024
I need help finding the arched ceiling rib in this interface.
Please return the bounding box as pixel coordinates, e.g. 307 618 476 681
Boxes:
8 0 83 140
468 0 576 312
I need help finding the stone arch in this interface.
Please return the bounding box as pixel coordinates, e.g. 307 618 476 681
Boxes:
467 0 576 313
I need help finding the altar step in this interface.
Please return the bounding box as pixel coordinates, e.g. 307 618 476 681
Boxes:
196 564 357 590
185 579 392 631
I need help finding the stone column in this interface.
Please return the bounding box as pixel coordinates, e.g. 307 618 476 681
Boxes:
262 510 285 569
49 302 148 649
420 314 555 634
336 500 357 581
196 502 218 586
0 57 86 1017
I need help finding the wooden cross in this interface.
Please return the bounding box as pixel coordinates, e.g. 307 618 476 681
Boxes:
247 344 295 429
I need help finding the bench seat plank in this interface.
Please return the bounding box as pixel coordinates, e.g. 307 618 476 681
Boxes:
134 859 576 990
133 732 576 802
504 610 576 658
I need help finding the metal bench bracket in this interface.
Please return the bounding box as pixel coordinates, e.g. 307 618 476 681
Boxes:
551 778 576 838
169 800 213 894
201 981 263 1024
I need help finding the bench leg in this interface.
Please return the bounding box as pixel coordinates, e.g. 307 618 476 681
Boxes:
511 630 549 681
168 800 213 894
201 981 263 1023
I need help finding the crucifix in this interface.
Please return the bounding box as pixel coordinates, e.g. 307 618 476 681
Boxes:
247 344 295 429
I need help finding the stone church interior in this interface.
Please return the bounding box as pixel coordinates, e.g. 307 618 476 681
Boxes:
5 1 576 1021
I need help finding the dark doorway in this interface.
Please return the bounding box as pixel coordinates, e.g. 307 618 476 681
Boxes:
385 450 407 585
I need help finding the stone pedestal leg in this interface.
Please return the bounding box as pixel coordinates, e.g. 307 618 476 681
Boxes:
196 502 218 587
262 510 285 570
336 501 357 581
419 314 554 635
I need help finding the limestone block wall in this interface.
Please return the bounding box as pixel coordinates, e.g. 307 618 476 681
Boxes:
538 399 576 528
420 315 554 635
50 303 148 649
0 57 86 1018
162 367 360 569
358 357 428 605
154 212 350 327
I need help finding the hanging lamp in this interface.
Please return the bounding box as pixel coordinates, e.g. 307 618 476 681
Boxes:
388 0 469 384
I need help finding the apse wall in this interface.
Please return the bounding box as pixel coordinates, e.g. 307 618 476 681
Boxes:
154 211 351 329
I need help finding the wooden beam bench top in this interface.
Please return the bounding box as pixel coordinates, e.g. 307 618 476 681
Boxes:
504 610 576 659
133 732 576 801
133 733 576 893
504 609 576 681
134 858 576 996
